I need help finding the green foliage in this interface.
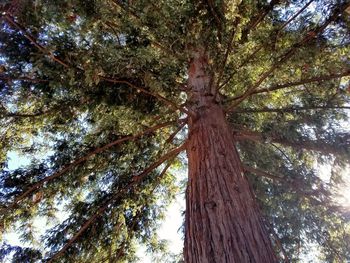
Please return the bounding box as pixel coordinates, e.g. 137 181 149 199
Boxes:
1 0 350 262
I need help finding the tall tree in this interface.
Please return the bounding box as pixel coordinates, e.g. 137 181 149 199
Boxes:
1 0 350 262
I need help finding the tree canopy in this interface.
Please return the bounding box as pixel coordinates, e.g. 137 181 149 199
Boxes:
0 0 350 262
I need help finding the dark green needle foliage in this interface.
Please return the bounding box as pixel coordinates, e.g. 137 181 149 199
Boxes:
0 0 350 262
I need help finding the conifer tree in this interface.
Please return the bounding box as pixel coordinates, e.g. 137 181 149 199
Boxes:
1 0 350 262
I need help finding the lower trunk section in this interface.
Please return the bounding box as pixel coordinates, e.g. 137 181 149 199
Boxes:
184 103 277 263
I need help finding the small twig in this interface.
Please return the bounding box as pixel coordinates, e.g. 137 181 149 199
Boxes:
271 143 293 165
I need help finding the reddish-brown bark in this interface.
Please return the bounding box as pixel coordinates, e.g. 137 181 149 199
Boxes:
184 50 277 263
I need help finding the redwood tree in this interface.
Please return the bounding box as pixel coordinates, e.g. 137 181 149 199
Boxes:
1 0 350 262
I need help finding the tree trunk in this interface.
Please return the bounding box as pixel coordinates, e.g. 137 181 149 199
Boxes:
184 50 277 263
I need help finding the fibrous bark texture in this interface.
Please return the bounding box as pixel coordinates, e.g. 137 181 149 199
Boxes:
184 50 277 263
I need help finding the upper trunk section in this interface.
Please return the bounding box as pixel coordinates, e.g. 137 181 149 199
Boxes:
187 48 216 112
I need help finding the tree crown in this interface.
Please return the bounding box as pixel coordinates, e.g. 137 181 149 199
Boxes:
0 0 350 262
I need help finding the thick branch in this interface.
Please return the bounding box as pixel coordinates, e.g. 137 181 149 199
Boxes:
229 70 350 101
48 143 186 262
234 128 347 156
4 121 177 210
130 142 186 183
205 0 224 41
165 121 186 144
150 160 174 193
232 105 350 114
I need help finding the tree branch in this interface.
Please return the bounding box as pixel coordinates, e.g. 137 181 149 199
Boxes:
242 0 281 40
0 102 77 119
234 128 348 156
219 0 316 91
279 0 314 31
244 164 327 198
231 105 350 114
205 0 224 41
106 157 178 262
214 17 240 97
1 111 49 119
2 14 69 68
165 121 186 144
226 2 346 113
2 14 186 117
229 70 350 101
4 121 177 211
243 165 283 181
100 76 192 117
218 45 263 90
270 143 293 165
110 0 182 60
0 75 49 83
47 143 186 262
267 221 290 263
